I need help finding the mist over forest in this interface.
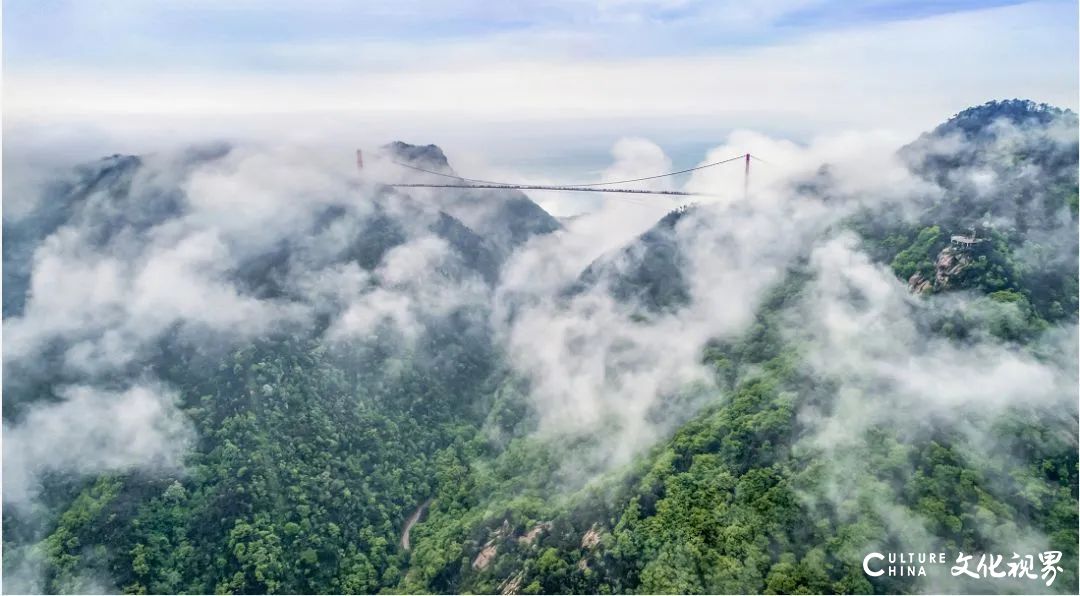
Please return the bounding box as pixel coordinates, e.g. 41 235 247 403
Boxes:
1 97 1077 594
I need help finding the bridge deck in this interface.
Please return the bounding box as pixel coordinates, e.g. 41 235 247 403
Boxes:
388 183 701 196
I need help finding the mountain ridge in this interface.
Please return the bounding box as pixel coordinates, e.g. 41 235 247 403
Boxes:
2 101 1077 594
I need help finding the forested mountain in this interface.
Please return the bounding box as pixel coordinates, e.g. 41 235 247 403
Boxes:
382 142 563 256
574 206 695 312
3 100 1077 594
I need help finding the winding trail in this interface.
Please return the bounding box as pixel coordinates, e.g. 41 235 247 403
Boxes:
400 499 432 552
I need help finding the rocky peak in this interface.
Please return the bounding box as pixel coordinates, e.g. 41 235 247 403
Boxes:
908 245 973 294
382 141 452 173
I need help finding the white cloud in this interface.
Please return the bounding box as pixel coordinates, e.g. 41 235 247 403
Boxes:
327 236 491 341
492 154 842 473
4 2 1075 152
3 383 194 507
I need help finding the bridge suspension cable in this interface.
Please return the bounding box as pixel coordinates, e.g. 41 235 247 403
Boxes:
361 149 762 197
390 153 748 188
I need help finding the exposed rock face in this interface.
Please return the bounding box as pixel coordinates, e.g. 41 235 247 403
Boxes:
383 141 452 173
472 543 497 571
934 246 971 289
499 572 523 595
472 519 513 571
517 522 551 546
908 246 972 294
908 272 933 294
581 523 602 550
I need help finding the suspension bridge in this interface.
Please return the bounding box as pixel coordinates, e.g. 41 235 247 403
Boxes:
358 150 766 198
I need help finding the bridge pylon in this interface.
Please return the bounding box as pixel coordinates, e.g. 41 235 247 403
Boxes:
743 153 750 201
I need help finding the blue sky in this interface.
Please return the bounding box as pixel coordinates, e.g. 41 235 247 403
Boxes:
3 0 1077 179
3 0 1049 72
